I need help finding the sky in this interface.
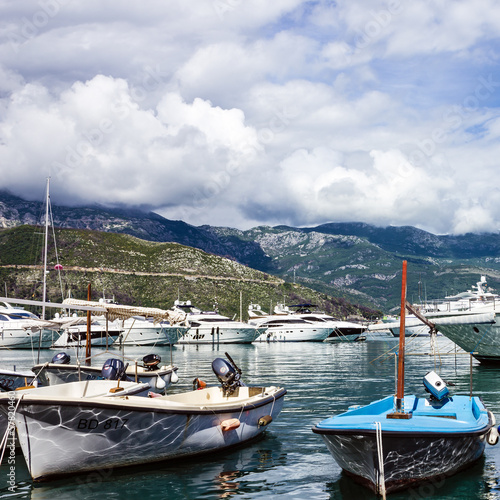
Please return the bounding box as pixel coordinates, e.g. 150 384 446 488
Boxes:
1 1 500 235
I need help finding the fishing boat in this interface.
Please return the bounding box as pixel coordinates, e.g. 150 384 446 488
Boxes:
0 367 37 391
32 352 178 394
32 299 186 393
1 353 286 482
312 261 498 496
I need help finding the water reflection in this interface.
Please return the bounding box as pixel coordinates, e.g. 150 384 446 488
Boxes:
0 338 500 499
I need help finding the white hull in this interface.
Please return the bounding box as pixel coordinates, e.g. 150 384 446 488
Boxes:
433 312 500 363
3 383 286 481
0 328 57 349
254 325 331 342
178 325 259 344
118 323 185 346
53 328 120 348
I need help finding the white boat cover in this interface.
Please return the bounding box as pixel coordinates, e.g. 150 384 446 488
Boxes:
62 299 187 324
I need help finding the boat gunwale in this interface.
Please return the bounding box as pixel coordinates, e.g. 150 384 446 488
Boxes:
0 387 287 415
311 420 492 438
31 362 178 376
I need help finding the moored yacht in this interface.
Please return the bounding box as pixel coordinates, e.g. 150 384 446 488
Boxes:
248 304 332 342
115 316 187 346
0 302 61 349
278 303 366 342
172 300 261 344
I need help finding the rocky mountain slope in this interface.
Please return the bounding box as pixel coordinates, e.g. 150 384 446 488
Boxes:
0 225 377 320
2 190 500 312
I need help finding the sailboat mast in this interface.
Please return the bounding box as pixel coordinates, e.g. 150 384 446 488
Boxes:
396 260 407 410
42 178 50 321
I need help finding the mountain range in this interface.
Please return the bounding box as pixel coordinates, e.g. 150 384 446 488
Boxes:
2 190 500 312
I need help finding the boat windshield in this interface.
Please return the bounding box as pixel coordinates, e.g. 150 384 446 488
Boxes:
2 312 39 320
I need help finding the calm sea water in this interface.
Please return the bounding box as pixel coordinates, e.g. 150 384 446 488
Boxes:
1 336 500 500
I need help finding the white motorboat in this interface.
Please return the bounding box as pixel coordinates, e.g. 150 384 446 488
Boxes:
115 316 187 346
0 302 62 349
248 305 332 342
1 354 286 482
52 318 122 348
32 352 179 394
277 303 366 342
173 300 261 344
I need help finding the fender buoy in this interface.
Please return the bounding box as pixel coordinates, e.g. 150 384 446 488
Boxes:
258 415 273 426
221 418 240 431
488 426 499 445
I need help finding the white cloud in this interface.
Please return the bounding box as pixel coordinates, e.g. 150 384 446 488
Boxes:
0 0 500 234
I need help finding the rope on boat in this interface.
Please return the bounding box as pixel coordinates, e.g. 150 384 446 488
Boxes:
0 394 24 466
375 421 386 500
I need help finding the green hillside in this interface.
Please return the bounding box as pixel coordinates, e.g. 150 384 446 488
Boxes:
0 226 380 321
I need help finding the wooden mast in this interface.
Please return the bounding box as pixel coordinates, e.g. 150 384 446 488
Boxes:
387 260 412 419
85 283 92 366
396 260 407 410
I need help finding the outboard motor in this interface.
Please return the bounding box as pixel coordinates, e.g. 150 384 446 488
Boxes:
423 371 449 402
212 352 243 396
52 352 71 365
101 359 129 381
143 354 161 371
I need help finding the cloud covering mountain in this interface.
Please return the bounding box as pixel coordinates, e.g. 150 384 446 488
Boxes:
1 1 500 234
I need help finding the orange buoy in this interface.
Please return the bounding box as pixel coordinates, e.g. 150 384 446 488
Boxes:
221 418 240 431
193 378 207 390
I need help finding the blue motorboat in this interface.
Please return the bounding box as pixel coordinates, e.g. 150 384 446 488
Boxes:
312 375 497 494
313 261 499 495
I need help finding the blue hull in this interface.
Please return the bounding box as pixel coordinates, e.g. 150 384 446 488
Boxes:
313 395 493 494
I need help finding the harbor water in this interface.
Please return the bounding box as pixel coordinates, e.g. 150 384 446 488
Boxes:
1 336 500 499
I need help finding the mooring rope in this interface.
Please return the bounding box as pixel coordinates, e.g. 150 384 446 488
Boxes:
375 421 386 500
0 394 24 466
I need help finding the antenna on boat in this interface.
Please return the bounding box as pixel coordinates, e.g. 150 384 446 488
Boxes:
387 260 412 420
41 177 50 321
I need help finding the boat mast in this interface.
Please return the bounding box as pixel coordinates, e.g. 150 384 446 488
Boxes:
396 260 407 411
41 178 50 321
387 260 411 419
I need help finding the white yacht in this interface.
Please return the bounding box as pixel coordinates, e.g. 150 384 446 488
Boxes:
0 302 61 349
52 317 122 348
277 303 366 342
115 316 187 346
372 276 500 339
248 304 332 342
172 300 261 344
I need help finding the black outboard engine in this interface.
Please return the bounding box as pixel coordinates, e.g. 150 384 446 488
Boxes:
143 354 161 371
52 352 71 365
101 359 129 381
212 352 244 396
